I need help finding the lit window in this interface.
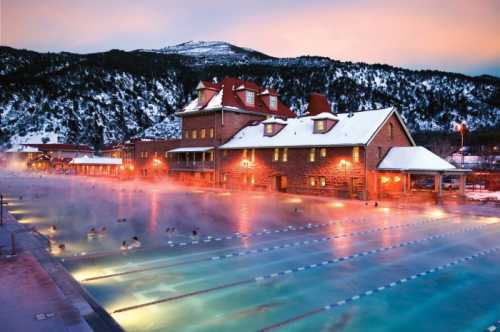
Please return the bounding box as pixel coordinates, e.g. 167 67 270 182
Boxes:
269 96 278 110
320 147 327 158
319 177 326 187
243 174 248 184
209 151 214 161
184 130 189 139
352 146 360 163
191 129 197 139
309 148 316 162
389 123 394 139
243 149 248 159
265 124 273 135
251 149 256 162
282 148 288 162
164 151 168 159
245 91 255 106
209 127 214 138
316 120 325 132
223 174 227 182
250 174 255 185
273 148 280 162
201 128 206 139
309 177 316 187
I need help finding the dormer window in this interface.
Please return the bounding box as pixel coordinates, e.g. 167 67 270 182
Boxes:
315 120 325 132
269 96 278 111
311 112 339 134
265 124 273 135
245 91 255 106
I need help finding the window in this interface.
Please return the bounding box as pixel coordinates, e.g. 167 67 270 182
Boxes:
250 174 256 185
209 127 214 138
245 91 255 106
243 174 248 184
377 147 383 159
201 128 206 139
265 124 273 135
222 173 227 182
243 149 248 159
269 96 278 110
389 123 394 139
191 129 197 139
309 148 316 162
273 148 280 162
352 146 360 163
184 130 189 139
320 147 327 158
209 151 214 161
319 176 326 187
309 177 316 187
251 149 256 162
316 120 325 132
282 148 288 162
164 151 169 159
140 151 148 159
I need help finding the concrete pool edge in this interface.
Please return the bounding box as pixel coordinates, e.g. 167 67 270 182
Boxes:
2 210 125 332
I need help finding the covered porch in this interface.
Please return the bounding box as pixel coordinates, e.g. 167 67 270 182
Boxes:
69 155 123 176
376 146 470 202
168 147 215 171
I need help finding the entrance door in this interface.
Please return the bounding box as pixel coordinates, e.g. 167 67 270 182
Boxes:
275 175 288 192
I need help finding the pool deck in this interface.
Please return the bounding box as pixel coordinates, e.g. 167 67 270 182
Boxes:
0 211 122 332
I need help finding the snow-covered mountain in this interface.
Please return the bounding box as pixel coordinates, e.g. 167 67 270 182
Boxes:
0 41 499 149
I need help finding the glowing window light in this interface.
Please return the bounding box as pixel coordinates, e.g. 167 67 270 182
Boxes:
394 176 401 182
381 176 390 184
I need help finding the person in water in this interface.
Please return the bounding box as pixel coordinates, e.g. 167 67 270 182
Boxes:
49 225 57 234
87 227 98 239
120 241 128 251
130 236 141 249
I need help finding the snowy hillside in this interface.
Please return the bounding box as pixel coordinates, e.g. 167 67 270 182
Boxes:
0 42 499 149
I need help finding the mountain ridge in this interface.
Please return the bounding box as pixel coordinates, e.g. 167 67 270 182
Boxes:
0 41 499 149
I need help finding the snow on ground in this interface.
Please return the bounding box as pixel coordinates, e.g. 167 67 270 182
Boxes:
466 191 500 201
9 132 59 145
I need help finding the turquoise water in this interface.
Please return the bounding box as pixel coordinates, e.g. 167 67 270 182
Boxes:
1 171 499 331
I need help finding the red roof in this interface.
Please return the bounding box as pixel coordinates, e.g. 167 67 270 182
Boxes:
305 93 332 116
185 77 295 118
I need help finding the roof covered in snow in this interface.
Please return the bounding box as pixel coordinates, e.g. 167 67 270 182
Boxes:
178 77 295 118
262 117 287 125
70 155 122 165
168 146 213 153
5 145 40 153
220 107 402 149
378 147 458 171
310 112 339 121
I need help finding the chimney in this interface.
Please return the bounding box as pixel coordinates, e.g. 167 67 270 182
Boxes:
305 93 331 116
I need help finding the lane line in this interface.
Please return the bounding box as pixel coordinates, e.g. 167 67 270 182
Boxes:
111 223 494 314
486 321 500 332
258 246 500 332
83 218 447 282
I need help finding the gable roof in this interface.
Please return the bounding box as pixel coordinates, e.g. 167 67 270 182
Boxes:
220 107 402 149
179 77 295 118
378 147 457 171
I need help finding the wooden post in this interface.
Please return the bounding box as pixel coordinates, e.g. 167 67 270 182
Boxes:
459 174 466 195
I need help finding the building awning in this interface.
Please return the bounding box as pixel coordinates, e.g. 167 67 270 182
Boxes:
168 147 213 153
69 155 122 165
378 147 470 173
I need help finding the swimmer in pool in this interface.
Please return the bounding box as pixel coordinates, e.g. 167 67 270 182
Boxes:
130 236 141 249
87 227 98 239
49 225 57 234
120 241 128 251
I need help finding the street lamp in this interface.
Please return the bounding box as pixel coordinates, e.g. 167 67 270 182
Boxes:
454 121 467 168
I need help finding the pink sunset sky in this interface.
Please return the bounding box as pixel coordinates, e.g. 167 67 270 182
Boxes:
1 0 499 76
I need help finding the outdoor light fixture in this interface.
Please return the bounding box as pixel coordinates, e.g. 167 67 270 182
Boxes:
129 165 135 171
381 176 390 184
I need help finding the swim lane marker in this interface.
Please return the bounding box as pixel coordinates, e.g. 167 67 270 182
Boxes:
111 222 495 313
258 246 500 332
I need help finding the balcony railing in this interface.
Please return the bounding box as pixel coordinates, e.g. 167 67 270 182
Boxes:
169 160 215 171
